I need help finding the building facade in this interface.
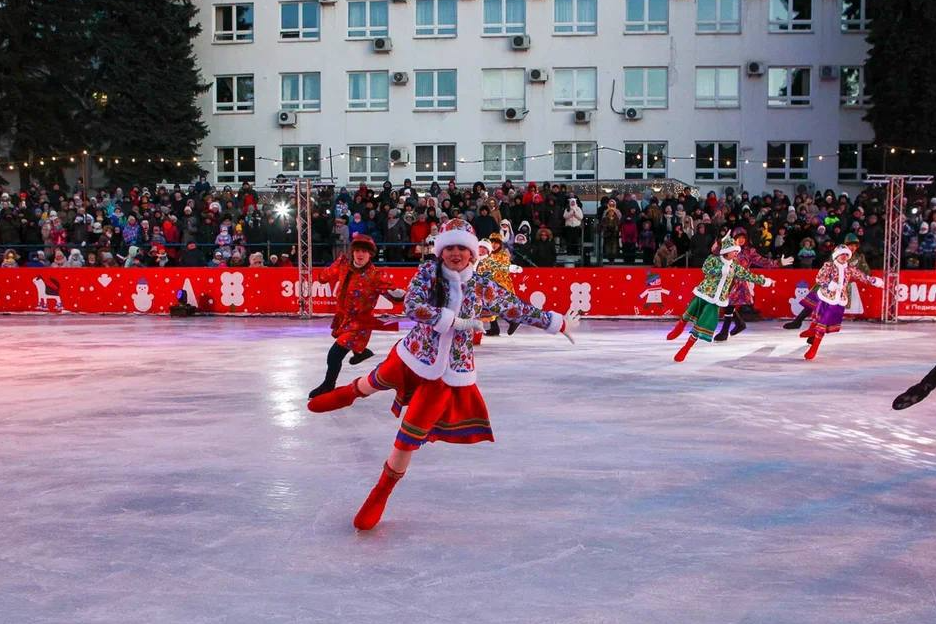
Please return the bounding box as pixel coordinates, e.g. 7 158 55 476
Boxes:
193 0 874 196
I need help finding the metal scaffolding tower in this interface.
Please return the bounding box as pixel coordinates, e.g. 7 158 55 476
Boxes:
863 174 933 324
295 178 315 318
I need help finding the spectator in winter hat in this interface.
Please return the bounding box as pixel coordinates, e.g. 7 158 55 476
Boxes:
248 252 265 267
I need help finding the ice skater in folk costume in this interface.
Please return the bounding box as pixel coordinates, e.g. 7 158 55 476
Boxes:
715 226 792 341
307 219 579 530
308 233 406 399
478 232 524 336
799 245 882 360
784 232 870 330
666 234 776 362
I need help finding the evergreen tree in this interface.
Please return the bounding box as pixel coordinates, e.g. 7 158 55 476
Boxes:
865 0 936 174
88 0 209 187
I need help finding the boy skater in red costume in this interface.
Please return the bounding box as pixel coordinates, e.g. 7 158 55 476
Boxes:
308 219 579 530
308 233 405 398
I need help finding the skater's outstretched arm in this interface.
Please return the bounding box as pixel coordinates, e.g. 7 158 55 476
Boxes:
733 263 774 288
478 276 575 339
847 266 884 288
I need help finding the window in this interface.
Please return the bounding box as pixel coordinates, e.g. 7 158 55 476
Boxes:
348 71 389 110
841 0 871 32
624 142 667 179
214 4 254 42
624 0 667 33
415 144 456 182
214 75 254 112
768 67 810 107
840 66 868 107
695 67 739 108
482 69 525 110
416 0 457 36
483 143 525 182
769 0 812 32
415 70 457 109
349 145 390 183
623 68 667 108
281 73 321 111
217 147 256 184
695 142 738 181
554 0 597 34
483 0 525 35
281 145 322 178
280 2 320 39
554 68 597 109
766 142 809 180
838 142 875 182
697 0 740 33
348 0 388 38
553 142 597 180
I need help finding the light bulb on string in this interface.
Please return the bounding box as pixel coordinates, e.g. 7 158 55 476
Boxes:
39 160 45 166
98 157 104 163
114 159 119 165
69 157 75 163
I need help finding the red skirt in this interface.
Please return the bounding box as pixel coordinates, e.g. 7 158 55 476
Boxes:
367 347 493 451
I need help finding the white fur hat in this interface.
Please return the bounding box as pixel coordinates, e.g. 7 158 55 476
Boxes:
433 218 479 259
832 244 853 260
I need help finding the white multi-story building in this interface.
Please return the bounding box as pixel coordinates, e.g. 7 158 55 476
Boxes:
193 0 874 196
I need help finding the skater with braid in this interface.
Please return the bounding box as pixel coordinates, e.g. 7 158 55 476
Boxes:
667 233 775 362
307 219 579 530
894 365 936 410
308 234 405 398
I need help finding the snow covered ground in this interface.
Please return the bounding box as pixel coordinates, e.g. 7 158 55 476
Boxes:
2 316 936 624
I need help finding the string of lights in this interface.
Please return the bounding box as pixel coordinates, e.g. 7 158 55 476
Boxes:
2 143 934 172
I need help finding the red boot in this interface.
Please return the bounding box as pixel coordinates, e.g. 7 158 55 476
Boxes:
307 379 363 413
472 331 483 346
666 320 687 341
799 323 816 339
353 462 405 530
804 334 823 360
674 336 697 362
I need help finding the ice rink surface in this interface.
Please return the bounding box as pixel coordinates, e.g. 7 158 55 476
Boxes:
2 316 936 624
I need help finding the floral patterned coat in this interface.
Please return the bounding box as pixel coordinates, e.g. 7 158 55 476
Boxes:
693 254 767 307
320 256 398 353
397 261 563 386
478 248 515 294
728 246 779 306
814 260 877 307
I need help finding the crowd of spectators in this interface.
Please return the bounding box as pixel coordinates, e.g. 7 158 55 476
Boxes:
1 176 934 270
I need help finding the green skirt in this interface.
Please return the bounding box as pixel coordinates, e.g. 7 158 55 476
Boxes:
682 296 721 342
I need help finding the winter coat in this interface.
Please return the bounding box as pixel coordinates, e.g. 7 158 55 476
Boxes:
728 246 779 306
693 254 767 307
530 232 557 267
814 259 878 307
319 255 398 353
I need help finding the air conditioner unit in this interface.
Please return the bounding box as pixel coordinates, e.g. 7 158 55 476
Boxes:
503 107 528 121
372 37 392 52
819 65 840 80
277 110 297 126
392 71 409 85
528 68 548 83
511 34 531 50
318 0 336 4
746 61 766 76
574 110 591 124
389 147 410 163
622 107 643 121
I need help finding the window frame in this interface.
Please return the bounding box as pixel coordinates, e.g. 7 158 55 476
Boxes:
347 71 390 111
695 67 740 108
348 144 390 183
482 142 526 182
414 69 457 110
214 74 255 113
623 142 668 180
216 146 256 184
768 0 813 32
553 142 597 180
766 141 810 181
214 3 254 42
838 142 873 182
415 0 457 37
415 144 457 182
481 68 526 110
553 67 598 109
279 1 321 40
696 0 740 33
347 0 389 39
622 67 668 109
482 0 526 35
767 67 811 108
841 0 871 32
840 66 869 108
281 145 323 178
280 72 322 111
694 141 739 182
554 0 598 35
624 0 668 34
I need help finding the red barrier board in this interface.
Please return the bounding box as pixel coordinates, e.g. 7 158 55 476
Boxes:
1 267 935 318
